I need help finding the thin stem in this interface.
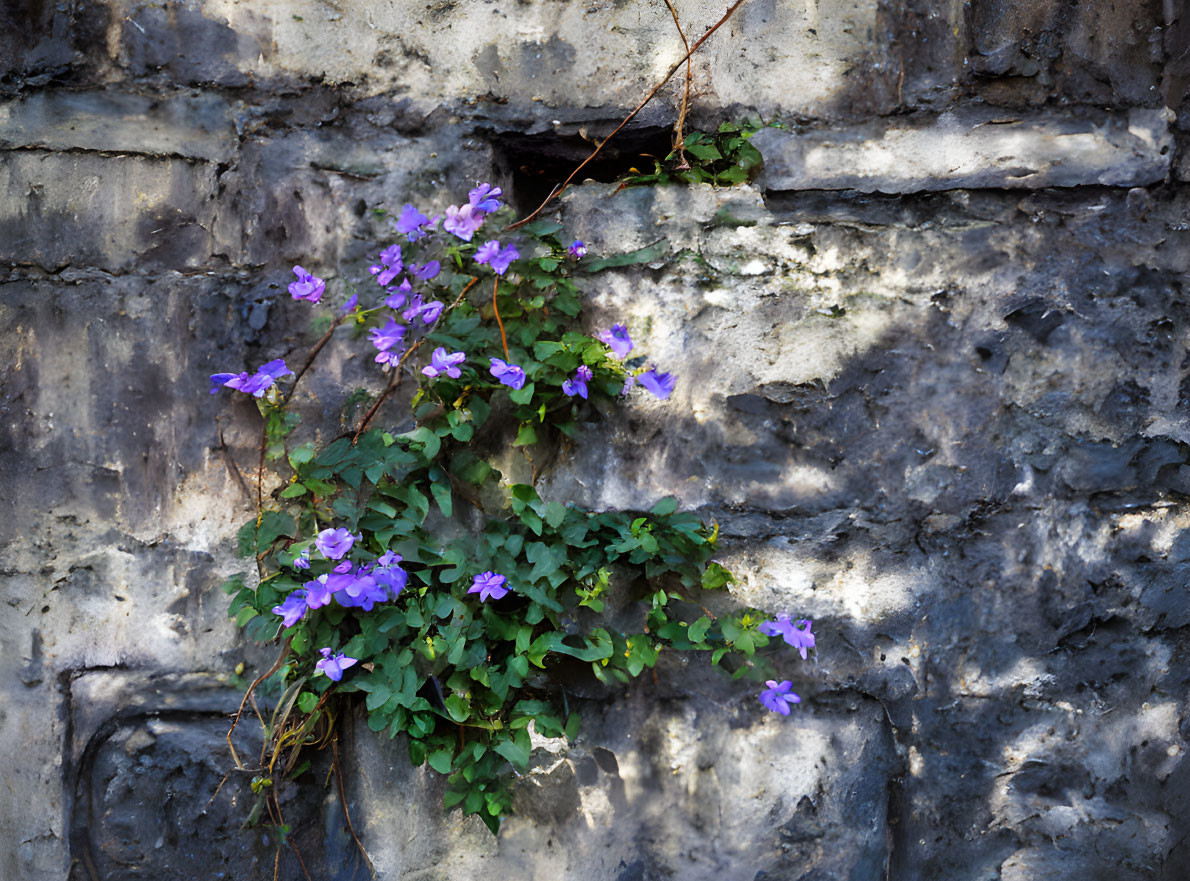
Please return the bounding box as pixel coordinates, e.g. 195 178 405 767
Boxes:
286 314 349 403
507 0 749 231
353 340 424 442
492 277 509 358
226 636 293 770
662 0 692 167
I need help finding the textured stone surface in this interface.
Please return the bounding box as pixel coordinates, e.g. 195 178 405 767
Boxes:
2 0 1189 879
754 107 1175 193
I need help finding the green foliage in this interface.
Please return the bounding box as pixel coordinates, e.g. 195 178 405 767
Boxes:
620 121 765 188
225 202 764 835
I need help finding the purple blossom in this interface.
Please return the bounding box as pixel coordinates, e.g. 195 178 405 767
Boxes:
288 265 325 303
378 244 403 267
443 202 487 241
469 183 502 213
385 278 413 311
396 203 431 239
468 571 509 602
314 647 358 682
562 364 593 399
210 359 293 397
338 293 359 315
292 549 311 571
638 368 675 400
620 373 636 395
419 300 445 325
402 294 426 322
599 324 634 359
422 347 466 379
759 615 816 660
758 680 800 715
489 357 526 390
411 260 441 281
473 240 500 266
376 244 403 286
369 551 408 599
472 240 519 276
315 527 356 560
303 575 333 609
335 578 389 611
272 591 308 628
568 240 587 258
369 318 407 358
323 560 359 596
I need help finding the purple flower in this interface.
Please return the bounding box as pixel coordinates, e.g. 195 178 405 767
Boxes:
370 318 406 357
292 549 311 571
338 293 359 315
272 591 308 628
443 202 487 241
599 324 634 359
468 571 509 602
473 240 519 275
314 647 358 682
396 203 431 240
473 240 500 266
562 364 593 399
288 265 325 303
402 294 426 322
568 240 587 258
422 347 466 379
758 680 800 715
471 236 518 275
469 183 502 213
385 278 413 311
303 575 333 609
418 300 444 325
370 551 408 599
620 373 636 396
638 368 675 400
210 359 293 397
315 527 356 560
411 260 441 282
376 245 403 286
759 615 816 660
489 357 526 390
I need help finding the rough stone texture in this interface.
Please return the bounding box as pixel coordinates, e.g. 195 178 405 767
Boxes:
2 1 1189 880
753 107 1176 193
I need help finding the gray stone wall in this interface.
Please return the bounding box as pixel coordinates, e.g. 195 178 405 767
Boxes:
2 1 1188 879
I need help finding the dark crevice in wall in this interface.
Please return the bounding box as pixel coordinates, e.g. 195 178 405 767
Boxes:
486 126 674 214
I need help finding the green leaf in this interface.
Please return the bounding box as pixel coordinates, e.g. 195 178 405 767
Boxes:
509 383 535 406
649 497 678 517
279 483 307 498
492 734 530 769
688 616 712 644
544 502 567 528
297 692 318 714
366 684 394 711
428 748 454 774
514 423 537 446
521 218 564 237
401 426 441 462
288 443 316 467
444 694 472 722
430 481 453 517
702 561 735 590
583 240 670 273
686 143 723 161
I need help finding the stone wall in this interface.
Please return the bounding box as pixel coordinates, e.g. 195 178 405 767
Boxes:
2 1 1189 879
